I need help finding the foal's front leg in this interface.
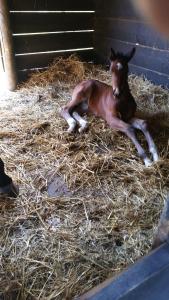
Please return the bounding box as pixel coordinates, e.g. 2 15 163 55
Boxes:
130 118 159 162
107 116 152 166
60 92 88 133
72 111 88 133
60 96 83 133
60 108 77 133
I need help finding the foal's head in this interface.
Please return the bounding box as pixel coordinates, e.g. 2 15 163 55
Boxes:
109 47 136 96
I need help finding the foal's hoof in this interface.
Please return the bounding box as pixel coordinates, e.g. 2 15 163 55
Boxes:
78 125 88 133
67 119 77 134
67 126 76 134
144 158 153 167
153 153 159 162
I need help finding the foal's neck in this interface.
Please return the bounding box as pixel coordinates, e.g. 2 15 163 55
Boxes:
111 76 130 96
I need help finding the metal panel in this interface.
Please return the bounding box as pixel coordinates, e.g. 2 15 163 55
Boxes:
95 36 169 76
95 18 169 50
93 0 169 86
79 243 169 300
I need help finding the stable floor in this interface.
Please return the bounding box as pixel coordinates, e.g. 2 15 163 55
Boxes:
0 57 169 299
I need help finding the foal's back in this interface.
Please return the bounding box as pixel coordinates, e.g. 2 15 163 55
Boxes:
72 79 116 117
72 79 136 122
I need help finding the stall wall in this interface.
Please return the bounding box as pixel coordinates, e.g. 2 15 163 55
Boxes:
94 0 169 86
8 0 94 78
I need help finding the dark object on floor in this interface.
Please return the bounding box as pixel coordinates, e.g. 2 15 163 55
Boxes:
0 158 19 198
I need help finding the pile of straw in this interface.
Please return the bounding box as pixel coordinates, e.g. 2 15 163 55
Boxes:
0 56 169 299
25 55 86 87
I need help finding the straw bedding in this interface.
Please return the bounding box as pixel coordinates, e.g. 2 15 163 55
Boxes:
0 55 169 299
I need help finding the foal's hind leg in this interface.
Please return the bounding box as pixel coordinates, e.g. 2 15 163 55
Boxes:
130 118 159 162
106 116 152 166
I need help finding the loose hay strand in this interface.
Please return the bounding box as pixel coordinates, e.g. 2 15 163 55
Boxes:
0 55 169 299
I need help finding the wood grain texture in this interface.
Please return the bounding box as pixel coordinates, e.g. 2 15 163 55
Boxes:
10 13 94 34
94 0 140 19
8 0 94 11
16 49 94 70
9 1 94 75
13 32 93 54
0 0 17 90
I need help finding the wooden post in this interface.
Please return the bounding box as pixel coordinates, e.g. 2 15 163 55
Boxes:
0 0 17 91
0 43 4 72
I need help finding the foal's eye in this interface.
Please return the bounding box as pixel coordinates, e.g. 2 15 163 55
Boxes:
116 63 123 70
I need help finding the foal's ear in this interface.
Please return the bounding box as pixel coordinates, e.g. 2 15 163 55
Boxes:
110 48 116 61
126 47 136 62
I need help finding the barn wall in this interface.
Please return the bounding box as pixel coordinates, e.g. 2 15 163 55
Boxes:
94 0 169 87
7 0 95 78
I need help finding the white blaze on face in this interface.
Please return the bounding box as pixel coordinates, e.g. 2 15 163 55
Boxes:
117 62 123 70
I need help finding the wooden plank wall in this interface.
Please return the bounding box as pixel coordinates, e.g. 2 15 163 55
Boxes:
7 0 94 76
94 0 169 87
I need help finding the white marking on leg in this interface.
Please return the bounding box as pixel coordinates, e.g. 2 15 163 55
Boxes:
130 118 159 163
153 152 159 162
144 158 153 167
150 147 159 162
67 117 76 133
60 107 77 133
72 111 88 133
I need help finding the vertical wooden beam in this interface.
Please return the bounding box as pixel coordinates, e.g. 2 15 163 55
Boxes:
0 43 4 72
0 0 17 91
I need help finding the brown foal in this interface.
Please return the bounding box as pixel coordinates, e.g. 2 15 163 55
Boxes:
60 47 158 167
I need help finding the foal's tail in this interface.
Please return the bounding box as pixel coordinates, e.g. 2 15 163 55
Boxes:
0 158 19 198
152 197 169 249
